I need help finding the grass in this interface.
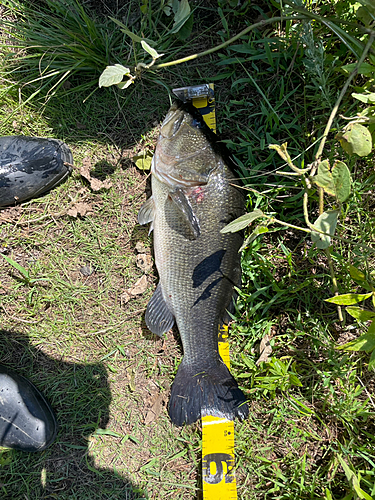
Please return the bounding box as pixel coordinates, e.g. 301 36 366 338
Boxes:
1 0 375 499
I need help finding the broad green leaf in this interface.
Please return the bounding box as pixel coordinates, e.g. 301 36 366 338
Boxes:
133 150 153 170
141 41 163 60
311 210 339 249
220 209 265 233
337 331 375 352
170 0 191 33
369 321 375 334
140 0 148 14
352 92 375 104
174 0 191 25
349 264 366 282
313 160 351 202
325 292 373 306
341 62 375 75
99 64 130 88
177 11 193 40
369 348 375 371
336 123 372 157
346 307 375 321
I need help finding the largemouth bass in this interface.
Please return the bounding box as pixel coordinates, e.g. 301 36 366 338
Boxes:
138 103 249 426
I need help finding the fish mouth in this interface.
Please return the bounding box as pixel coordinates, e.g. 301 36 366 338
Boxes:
160 106 186 138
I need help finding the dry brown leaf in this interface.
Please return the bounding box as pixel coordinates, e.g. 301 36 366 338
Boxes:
136 254 153 273
80 157 112 191
144 393 164 424
129 275 148 296
256 334 272 365
67 202 92 218
120 291 131 306
135 241 147 254
120 276 149 305
80 157 92 182
89 177 112 191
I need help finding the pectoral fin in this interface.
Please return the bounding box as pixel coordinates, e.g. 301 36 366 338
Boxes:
145 283 175 336
138 196 154 226
169 188 200 238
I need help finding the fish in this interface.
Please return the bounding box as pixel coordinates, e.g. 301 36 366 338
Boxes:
0 136 72 207
138 103 249 426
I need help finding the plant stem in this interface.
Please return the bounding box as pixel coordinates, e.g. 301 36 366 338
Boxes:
153 15 308 69
270 218 311 234
325 248 344 322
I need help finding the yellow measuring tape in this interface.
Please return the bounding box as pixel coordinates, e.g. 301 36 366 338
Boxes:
173 84 238 500
202 324 238 500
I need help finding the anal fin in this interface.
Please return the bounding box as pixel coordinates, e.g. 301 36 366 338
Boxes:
145 283 175 336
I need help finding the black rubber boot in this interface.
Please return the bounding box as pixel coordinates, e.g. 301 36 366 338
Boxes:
0 135 73 207
0 365 57 452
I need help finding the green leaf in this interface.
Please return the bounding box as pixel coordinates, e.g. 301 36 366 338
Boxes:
141 41 163 60
337 331 375 352
133 150 153 170
341 62 375 75
220 209 265 233
2 254 29 279
336 123 372 157
325 293 373 305
346 307 375 321
109 17 144 42
311 210 339 249
177 11 193 41
337 454 372 499
239 225 269 251
170 0 191 33
93 428 122 437
352 92 375 104
163 0 173 16
349 265 367 282
313 160 351 202
99 64 130 88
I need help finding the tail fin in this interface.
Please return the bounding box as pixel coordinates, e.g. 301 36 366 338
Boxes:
168 359 248 426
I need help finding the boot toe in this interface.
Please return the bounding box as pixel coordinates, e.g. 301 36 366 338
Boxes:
0 135 73 206
0 366 57 452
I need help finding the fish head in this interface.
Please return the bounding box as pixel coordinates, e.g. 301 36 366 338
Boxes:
153 103 219 188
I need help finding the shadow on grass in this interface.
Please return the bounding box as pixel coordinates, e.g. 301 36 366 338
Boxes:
0 329 146 500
